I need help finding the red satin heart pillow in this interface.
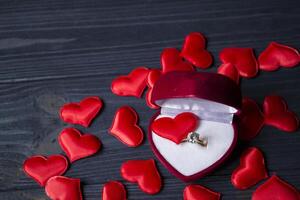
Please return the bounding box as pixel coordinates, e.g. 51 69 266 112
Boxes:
259 42 300 71
120 159 162 195
219 47 258 78
111 67 150 97
60 96 103 127
231 147 268 190
45 176 82 200
238 95 298 140
146 69 161 109
110 106 144 147
23 155 68 186
183 185 221 200
58 128 101 162
151 112 199 144
183 184 221 200
238 98 265 141
181 32 213 68
252 175 300 200
217 63 240 84
263 95 299 132
102 181 127 200
147 69 161 87
161 48 194 73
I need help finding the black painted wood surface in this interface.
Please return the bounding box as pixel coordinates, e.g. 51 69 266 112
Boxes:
0 0 299 199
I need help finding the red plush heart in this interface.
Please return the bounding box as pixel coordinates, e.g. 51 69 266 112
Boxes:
252 175 300 200
111 67 150 97
146 89 158 109
161 48 194 73
146 69 162 109
147 69 162 87
263 95 299 132
219 47 258 78
259 42 300 71
45 176 82 200
23 155 68 186
217 63 240 84
238 98 265 141
58 128 101 162
110 106 144 147
231 147 268 190
180 32 213 69
120 159 162 195
151 112 199 144
102 181 127 200
60 96 103 128
183 184 221 200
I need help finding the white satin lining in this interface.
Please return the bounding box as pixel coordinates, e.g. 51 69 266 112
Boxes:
152 115 234 176
157 98 237 124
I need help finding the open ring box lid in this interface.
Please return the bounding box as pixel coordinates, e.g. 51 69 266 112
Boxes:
148 71 242 182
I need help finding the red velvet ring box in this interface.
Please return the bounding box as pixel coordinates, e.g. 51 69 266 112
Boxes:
148 71 242 182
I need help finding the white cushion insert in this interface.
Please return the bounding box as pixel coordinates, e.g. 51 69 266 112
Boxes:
152 109 234 176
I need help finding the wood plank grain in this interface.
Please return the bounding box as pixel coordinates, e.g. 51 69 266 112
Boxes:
0 68 299 199
0 0 299 199
0 0 299 82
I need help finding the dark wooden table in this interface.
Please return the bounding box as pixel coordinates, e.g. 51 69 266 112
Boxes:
0 0 299 199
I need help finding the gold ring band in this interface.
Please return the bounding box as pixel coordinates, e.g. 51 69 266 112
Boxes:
181 132 207 147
